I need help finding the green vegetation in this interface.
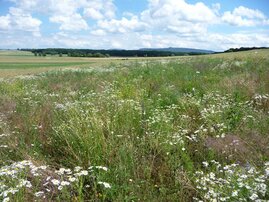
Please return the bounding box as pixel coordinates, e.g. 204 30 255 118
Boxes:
224 47 269 53
0 50 269 201
21 48 208 57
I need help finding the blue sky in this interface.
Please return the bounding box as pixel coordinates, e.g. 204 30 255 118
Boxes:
0 0 268 51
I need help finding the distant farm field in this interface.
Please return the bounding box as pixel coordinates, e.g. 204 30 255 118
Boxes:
0 51 119 76
0 50 269 201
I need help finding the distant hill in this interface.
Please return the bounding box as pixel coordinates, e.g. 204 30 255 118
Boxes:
140 47 214 54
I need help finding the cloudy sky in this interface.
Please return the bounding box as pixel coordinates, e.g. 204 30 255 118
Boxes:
0 0 269 51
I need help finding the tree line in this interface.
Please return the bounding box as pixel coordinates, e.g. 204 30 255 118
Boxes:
224 47 268 53
19 48 207 57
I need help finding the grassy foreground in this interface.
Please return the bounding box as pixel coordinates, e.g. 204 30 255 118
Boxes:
0 50 269 201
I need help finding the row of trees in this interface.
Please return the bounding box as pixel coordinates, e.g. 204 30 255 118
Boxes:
68 52 110 57
34 52 109 57
20 48 206 58
224 47 268 53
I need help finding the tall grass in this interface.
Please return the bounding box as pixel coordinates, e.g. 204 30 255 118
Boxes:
1 53 269 201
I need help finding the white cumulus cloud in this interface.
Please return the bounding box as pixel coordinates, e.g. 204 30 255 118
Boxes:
83 0 116 20
50 13 89 31
222 6 269 26
8 0 117 32
140 0 218 35
0 7 41 35
90 29 106 36
0 16 10 30
2 0 269 50
97 16 148 34
84 8 103 20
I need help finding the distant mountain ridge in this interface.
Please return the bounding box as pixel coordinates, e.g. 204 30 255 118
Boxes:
140 47 214 54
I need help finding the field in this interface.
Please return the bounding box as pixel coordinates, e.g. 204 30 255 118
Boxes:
0 50 269 201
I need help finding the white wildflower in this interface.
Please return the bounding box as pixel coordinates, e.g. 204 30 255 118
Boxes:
80 170 88 175
39 166 47 170
55 104 65 110
35 191 44 197
249 193 258 200
74 166 82 172
98 181 111 189
94 166 108 172
3 197 10 202
75 170 88 176
51 179 60 186
232 191 238 197
265 168 269 177
202 161 209 167
61 181 70 186
68 177 77 182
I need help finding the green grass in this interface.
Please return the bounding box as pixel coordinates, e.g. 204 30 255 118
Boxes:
0 50 269 201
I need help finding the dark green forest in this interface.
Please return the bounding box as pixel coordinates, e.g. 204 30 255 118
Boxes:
20 48 208 57
19 47 269 57
224 47 269 53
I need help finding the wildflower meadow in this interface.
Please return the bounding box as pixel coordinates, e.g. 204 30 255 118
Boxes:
1 50 269 201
